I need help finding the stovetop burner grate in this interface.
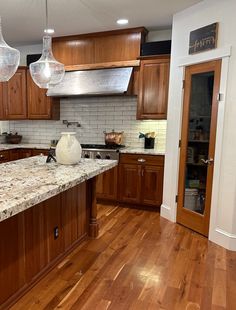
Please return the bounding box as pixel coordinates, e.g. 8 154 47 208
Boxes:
81 144 125 150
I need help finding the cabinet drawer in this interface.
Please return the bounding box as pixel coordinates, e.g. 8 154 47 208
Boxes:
119 153 164 166
0 150 10 163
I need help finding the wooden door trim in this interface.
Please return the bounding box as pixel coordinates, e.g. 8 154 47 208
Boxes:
177 60 222 236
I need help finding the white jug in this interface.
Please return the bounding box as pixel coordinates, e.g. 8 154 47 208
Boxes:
56 132 82 165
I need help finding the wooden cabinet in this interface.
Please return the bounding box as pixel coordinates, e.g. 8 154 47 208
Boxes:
53 28 147 66
9 149 21 161
0 83 5 119
31 149 49 156
27 71 60 120
19 148 32 159
53 37 95 66
0 182 89 309
118 163 142 204
119 154 164 206
2 68 27 120
96 167 118 201
0 150 10 163
137 56 170 120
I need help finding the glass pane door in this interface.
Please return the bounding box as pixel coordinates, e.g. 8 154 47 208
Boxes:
184 71 214 214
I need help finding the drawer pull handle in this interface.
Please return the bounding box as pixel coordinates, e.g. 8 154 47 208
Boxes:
138 158 146 163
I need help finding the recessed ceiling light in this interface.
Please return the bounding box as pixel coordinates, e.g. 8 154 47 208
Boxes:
117 19 129 25
44 28 55 34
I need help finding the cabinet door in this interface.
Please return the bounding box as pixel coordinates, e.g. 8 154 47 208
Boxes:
9 149 21 161
96 167 118 201
27 71 60 120
119 163 141 204
19 149 32 159
141 165 164 206
0 150 10 163
3 68 27 119
0 83 5 119
32 149 49 156
137 57 170 120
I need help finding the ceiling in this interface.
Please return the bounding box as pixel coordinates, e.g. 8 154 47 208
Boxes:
0 0 202 46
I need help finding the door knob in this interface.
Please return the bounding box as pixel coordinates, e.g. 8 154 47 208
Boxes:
201 158 214 165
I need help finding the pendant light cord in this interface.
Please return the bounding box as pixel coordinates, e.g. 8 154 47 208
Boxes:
45 0 48 31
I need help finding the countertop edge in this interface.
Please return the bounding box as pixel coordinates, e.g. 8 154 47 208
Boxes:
0 158 117 223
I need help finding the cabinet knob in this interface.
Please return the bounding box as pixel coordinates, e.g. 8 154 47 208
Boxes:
137 158 146 163
0 155 5 159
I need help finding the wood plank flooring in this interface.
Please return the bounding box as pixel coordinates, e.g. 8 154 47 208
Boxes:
11 204 236 310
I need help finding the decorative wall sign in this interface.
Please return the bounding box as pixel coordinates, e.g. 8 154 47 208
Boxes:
189 23 218 55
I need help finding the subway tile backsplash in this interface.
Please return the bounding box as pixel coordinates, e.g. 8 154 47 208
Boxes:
8 96 167 152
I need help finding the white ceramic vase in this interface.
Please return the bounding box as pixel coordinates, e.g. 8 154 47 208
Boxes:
56 132 82 165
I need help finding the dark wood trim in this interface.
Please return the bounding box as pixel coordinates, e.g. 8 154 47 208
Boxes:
138 55 170 60
52 27 148 42
65 60 140 72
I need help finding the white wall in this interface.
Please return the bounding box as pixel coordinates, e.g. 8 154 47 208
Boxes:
147 29 172 42
161 0 236 250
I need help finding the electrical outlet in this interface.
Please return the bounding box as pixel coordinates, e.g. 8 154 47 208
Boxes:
54 226 59 239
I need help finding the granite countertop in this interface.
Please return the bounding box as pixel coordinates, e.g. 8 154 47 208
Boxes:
0 156 117 223
120 147 165 156
0 143 51 151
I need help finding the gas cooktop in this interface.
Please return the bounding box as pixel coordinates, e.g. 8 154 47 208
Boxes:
81 144 125 150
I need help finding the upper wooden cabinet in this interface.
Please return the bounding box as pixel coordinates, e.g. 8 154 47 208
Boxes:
52 28 147 66
27 71 60 120
52 37 94 66
137 56 170 120
3 68 27 119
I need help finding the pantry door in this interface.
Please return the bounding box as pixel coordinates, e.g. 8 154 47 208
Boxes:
177 60 221 236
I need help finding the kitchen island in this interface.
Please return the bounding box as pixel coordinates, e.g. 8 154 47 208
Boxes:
0 156 117 309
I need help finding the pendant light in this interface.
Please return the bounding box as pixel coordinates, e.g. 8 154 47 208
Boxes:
30 0 65 89
0 17 20 82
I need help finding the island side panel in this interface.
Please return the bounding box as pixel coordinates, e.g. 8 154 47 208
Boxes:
0 182 89 310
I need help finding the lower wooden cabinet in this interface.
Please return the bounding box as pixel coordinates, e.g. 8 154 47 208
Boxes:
96 167 118 201
118 154 164 207
0 150 10 163
118 163 142 204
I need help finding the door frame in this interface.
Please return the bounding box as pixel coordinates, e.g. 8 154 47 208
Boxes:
177 60 221 236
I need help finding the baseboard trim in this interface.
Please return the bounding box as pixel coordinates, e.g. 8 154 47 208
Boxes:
160 204 174 222
210 228 236 251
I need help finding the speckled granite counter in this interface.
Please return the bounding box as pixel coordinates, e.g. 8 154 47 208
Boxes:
120 147 165 156
0 156 117 222
0 143 51 151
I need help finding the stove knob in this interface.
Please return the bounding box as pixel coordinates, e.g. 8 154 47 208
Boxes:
105 154 111 159
96 153 101 159
84 153 90 158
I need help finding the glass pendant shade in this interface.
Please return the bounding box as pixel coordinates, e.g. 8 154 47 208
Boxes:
29 36 65 89
0 17 20 82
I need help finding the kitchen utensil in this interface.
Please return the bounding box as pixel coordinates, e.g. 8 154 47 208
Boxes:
104 130 124 145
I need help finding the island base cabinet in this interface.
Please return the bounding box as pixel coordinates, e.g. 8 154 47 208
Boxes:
0 180 95 310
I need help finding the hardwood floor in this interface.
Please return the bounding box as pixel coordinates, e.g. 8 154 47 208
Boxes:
11 204 236 310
